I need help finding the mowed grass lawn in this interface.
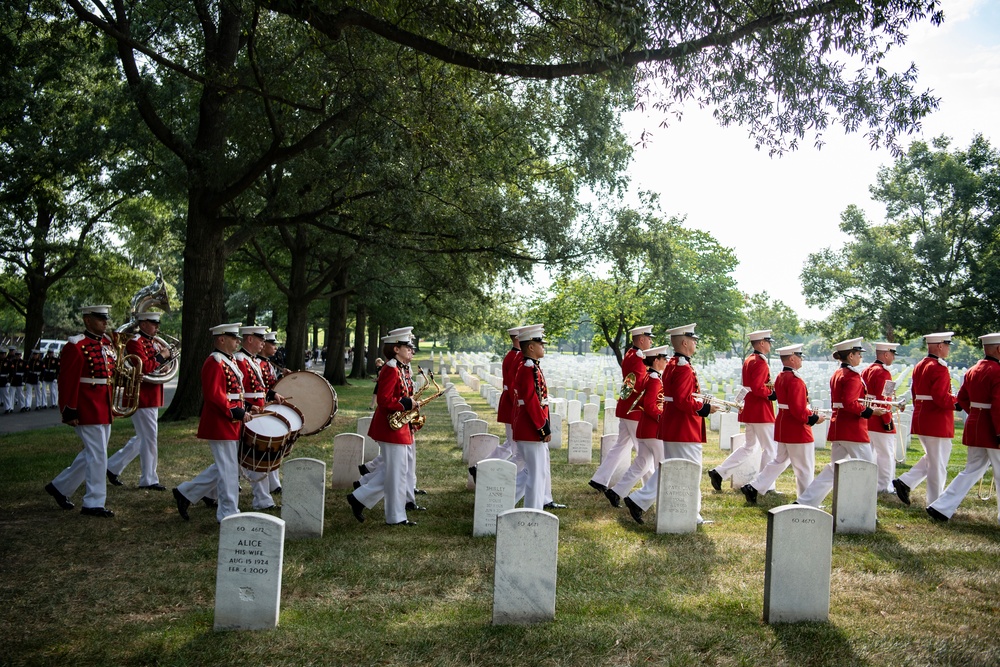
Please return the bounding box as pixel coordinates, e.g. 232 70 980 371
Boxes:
2 365 1000 667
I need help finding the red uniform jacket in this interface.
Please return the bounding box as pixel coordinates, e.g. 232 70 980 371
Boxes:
828 365 872 444
259 355 278 390
367 359 416 445
774 369 817 444
635 371 665 439
740 351 775 424
496 347 522 424
659 356 709 443
911 355 957 438
59 332 115 425
235 350 267 409
615 347 648 421
197 352 245 440
956 357 1000 450
128 333 167 409
861 361 895 434
512 358 550 441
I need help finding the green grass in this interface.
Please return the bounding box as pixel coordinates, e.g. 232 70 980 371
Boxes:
2 367 999 666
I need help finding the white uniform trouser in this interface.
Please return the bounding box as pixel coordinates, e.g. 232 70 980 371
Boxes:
869 431 897 493
362 446 417 504
591 419 638 486
249 467 277 509
898 435 954 505
353 441 410 523
177 440 240 522
107 407 160 486
268 469 281 492
628 442 702 519
796 441 875 507
929 447 1000 522
487 423 517 461
1 385 11 411
363 452 385 473
51 424 111 509
18 385 26 407
27 383 43 409
611 438 662 498
715 422 777 489
750 441 815 498
45 380 57 407
517 440 551 509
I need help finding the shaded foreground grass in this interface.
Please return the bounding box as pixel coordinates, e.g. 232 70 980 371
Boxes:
2 372 1000 666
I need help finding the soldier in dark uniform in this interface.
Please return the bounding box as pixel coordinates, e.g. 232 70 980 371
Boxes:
0 347 10 414
25 348 44 410
41 349 59 408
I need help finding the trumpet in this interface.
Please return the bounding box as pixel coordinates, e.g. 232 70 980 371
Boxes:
692 393 744 413
619 372 637 401
814 408 833 418
388 368 447 430
862 395 908 413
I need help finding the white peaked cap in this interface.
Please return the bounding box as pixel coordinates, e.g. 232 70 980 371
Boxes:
629 325 654 337
387 326 414 338
263 331 278 342
239 325 267 337
776 344 803 356
667 323 698 339
833 337 865 353
80 305 111 316
507 325 524 336
384 327 415 345
923 331 954 344
979 333 1000 346
872 341 899 352
135 311 162 322
210 322 242 336
643 344 672 357
518 324 547 343
748 329 773 341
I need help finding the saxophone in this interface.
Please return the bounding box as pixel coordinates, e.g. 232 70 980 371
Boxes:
388 368 447 430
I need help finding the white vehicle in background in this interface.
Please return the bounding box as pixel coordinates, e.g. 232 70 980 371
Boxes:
38 339 66 356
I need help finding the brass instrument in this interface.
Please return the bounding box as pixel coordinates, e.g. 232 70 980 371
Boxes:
619 372 637 401
388 368 447 430
692 393 744 413
862 395 907 413
109 331 143 418
116 268 180 385
814 408 833 418
626 389 646 414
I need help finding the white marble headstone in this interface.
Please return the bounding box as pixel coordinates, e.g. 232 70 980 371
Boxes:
727 433 761 488
330 433 364 490
281 458 325 539
655 458 701 534
492 508 559 625
567 421 593 464
455 411 476 450
832 458 878 534
214 512 285 631
719 412 741 451
583 403 599 431
467 433 500 490
462 418 489 462
548 413 563 450
567 399 582 423
473 458 517 536
764 505 833 623
357 415 379 461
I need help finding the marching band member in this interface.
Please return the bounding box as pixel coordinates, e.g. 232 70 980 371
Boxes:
348 327 420 526
927 333 1000 523
624 324 718 525
106 311 172 490
471 326 525 484
44 305 117 517
41 348 59 409
796 338 885 508
0 347 9 413
172 323 250 522
235 325 284 511
740 344 825 503
604 344 671 508
589 325 654 494
708 330 777 493
511 324 552 510
893 332 959 506
862 341 901 494
260 330 284 496
25 348 43 410
10 348 26 412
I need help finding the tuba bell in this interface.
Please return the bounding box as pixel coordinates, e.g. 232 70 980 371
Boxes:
109 331 142 419
619 372 637 401
116 268 180 385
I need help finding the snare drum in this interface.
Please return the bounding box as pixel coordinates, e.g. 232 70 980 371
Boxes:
266 402 304 442
239 413 291 472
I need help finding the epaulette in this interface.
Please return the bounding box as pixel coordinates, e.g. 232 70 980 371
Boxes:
387 358 398 367
647 370 660 379
938 358 948 367
67 334 85 344
210 352 226 363
847 365 862 374
131 333 142 342
234 351 246 361
677 357 689 366
524 359 535 368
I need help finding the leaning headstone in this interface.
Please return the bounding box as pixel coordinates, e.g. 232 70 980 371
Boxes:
601 433 630 489
281 458 325 539
492 508 559 625
214 512 285 631
719 412 740 451
462 418 489 462
583 403 599 431
764 505 833 624
357 415 379 461
473 459 517 537
655 458 701 534
567 421 593 464
548 413 563 450
330 433 364 490
832 458 878 534
728 433 761 489
467 433 500 490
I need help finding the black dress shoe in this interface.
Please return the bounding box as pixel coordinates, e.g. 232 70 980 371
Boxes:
390 520 418 526
272 487 282 495
405 501 427 511
588 480 608 493
927 506 949 522
44 482 74 510
544 502 567 510
624 497 644 524
81 506 114 517
353 480 361 490
358 463 370 476
202 496 218 508
604 488 621 508
708 469 723 492
892 478 911 506
172 488 191 520
257 505 278 511
106 470 124 486
139 483 167 491
469 466 477 482
740 483 759 505
347 493 366 522
414 488 427 495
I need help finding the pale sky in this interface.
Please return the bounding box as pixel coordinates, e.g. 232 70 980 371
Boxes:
617 0 1000 322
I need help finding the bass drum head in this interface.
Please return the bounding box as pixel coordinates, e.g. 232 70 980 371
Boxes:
273 370 338 436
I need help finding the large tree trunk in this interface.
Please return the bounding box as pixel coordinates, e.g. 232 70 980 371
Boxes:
366 318 380 374
324 269 349 385
285 297 309 373
22 279 47 356
162 213 228 420
349 302 367 378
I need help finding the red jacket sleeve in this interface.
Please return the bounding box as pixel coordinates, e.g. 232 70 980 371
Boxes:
928 362 957 410
57 341 83 412
376 363 407 412
514 363 547 431
202 356 234 421
743 354 771 399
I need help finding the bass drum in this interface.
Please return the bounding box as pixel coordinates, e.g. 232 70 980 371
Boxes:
240 413 291 472
273 370 338 436
266 402 305 442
